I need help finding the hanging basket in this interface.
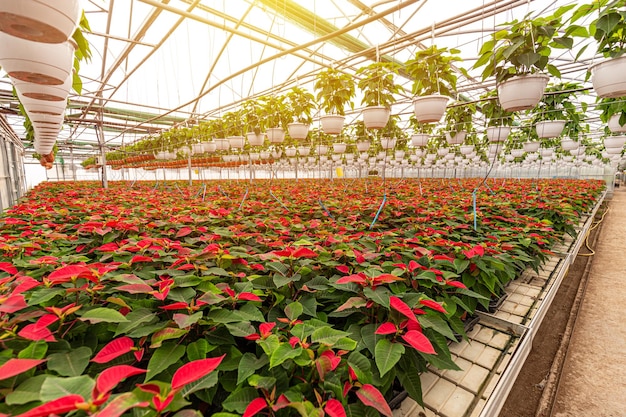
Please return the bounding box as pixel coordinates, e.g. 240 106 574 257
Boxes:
0 34 74 85
227 136 245 149
380 137 397 149
608 114 626 133
445 131 466 145
320 115 345 135
332 143 347 154
410 133 429 147
604 136 626 149
285 147 297 157
20 96 65 115
497 74 549 112
412 95 449 123
362 106 390 129
523 141 540 152
0 0 81 43
356 141 370 152
535 120 566 138
485 126 511 142
459 145 474 155
560 139 579 151
214 138 230 151
13 76 71 102
266 127 285 143
591 56 626 98
511 149 525 158
287 122 310 140
246 132 265 146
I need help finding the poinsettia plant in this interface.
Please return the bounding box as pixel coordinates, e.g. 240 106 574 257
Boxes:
0 177 604 417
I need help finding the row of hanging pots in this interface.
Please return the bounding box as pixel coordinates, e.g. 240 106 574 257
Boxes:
0 0 82 156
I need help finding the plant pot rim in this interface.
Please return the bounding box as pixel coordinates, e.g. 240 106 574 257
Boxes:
413 94 450 102
590 55 626 71
497 72 550 86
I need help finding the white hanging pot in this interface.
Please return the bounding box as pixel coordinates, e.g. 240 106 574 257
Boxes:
539 148 553 157
485 126 511 142
394 150 405 159
332 143 347 154
191 143 203 154
214 138 230 151
604 136 626 149
13 75 71 102
266 127 285 143
297 146 310 156
608 114 626 133
497 74 549 112
591 56 626 98
316 144 329 155
535 120 566 138
287 122 310 140
445 131 466 145
459 145 474 155
0 33 74 85
356 140 370 152
523 141 541 152
437 147 450 156
19 96 65 115
227 136 245 149
331 154 342 162
0 0 81 43
202 142 217 153
260 151 271 160
410 133 429 147
511 149 525 158
412 95 449 123
34 142 54 155
362 106 390 129
246 132 265 146
320 115 345 135
249 152 260 161
560 139 579 151
606 146 623 154
285 147 297 157
380 137 396 149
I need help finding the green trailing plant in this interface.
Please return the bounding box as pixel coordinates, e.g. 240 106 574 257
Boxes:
285 86 317 124
404 45 465 97
479 90 515 127
597 97 626 132
314 67 356 115
355 61 404 107
241 99 263 135
473 6 576 83
530 82 589 139
259 94 291 130
569 0 626 59
444 103 477 138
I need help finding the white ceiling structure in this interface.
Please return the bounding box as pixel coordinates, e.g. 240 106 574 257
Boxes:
0 0 605 161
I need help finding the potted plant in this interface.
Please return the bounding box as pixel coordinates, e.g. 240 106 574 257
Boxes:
409 115 435 147
221 109 245 149
479 90 514 142
314 67 356 134
355 61 403 129
529 82 587 139
569 0 626 97
259 93 291 143
597 97 626 133
473 6 574 111
242 99 265 146
285 86 316 140
404 45 464 123
443 102 476 145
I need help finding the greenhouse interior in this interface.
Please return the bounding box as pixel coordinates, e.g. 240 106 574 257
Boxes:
1 1 625 416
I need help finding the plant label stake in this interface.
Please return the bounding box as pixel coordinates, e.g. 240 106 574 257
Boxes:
369 193 387 230
238 188 249 211
318 198 334 219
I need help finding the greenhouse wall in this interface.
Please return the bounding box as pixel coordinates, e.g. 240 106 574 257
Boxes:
0 116 25 211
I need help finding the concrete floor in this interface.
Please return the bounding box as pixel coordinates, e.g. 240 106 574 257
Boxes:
552 188 626 417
